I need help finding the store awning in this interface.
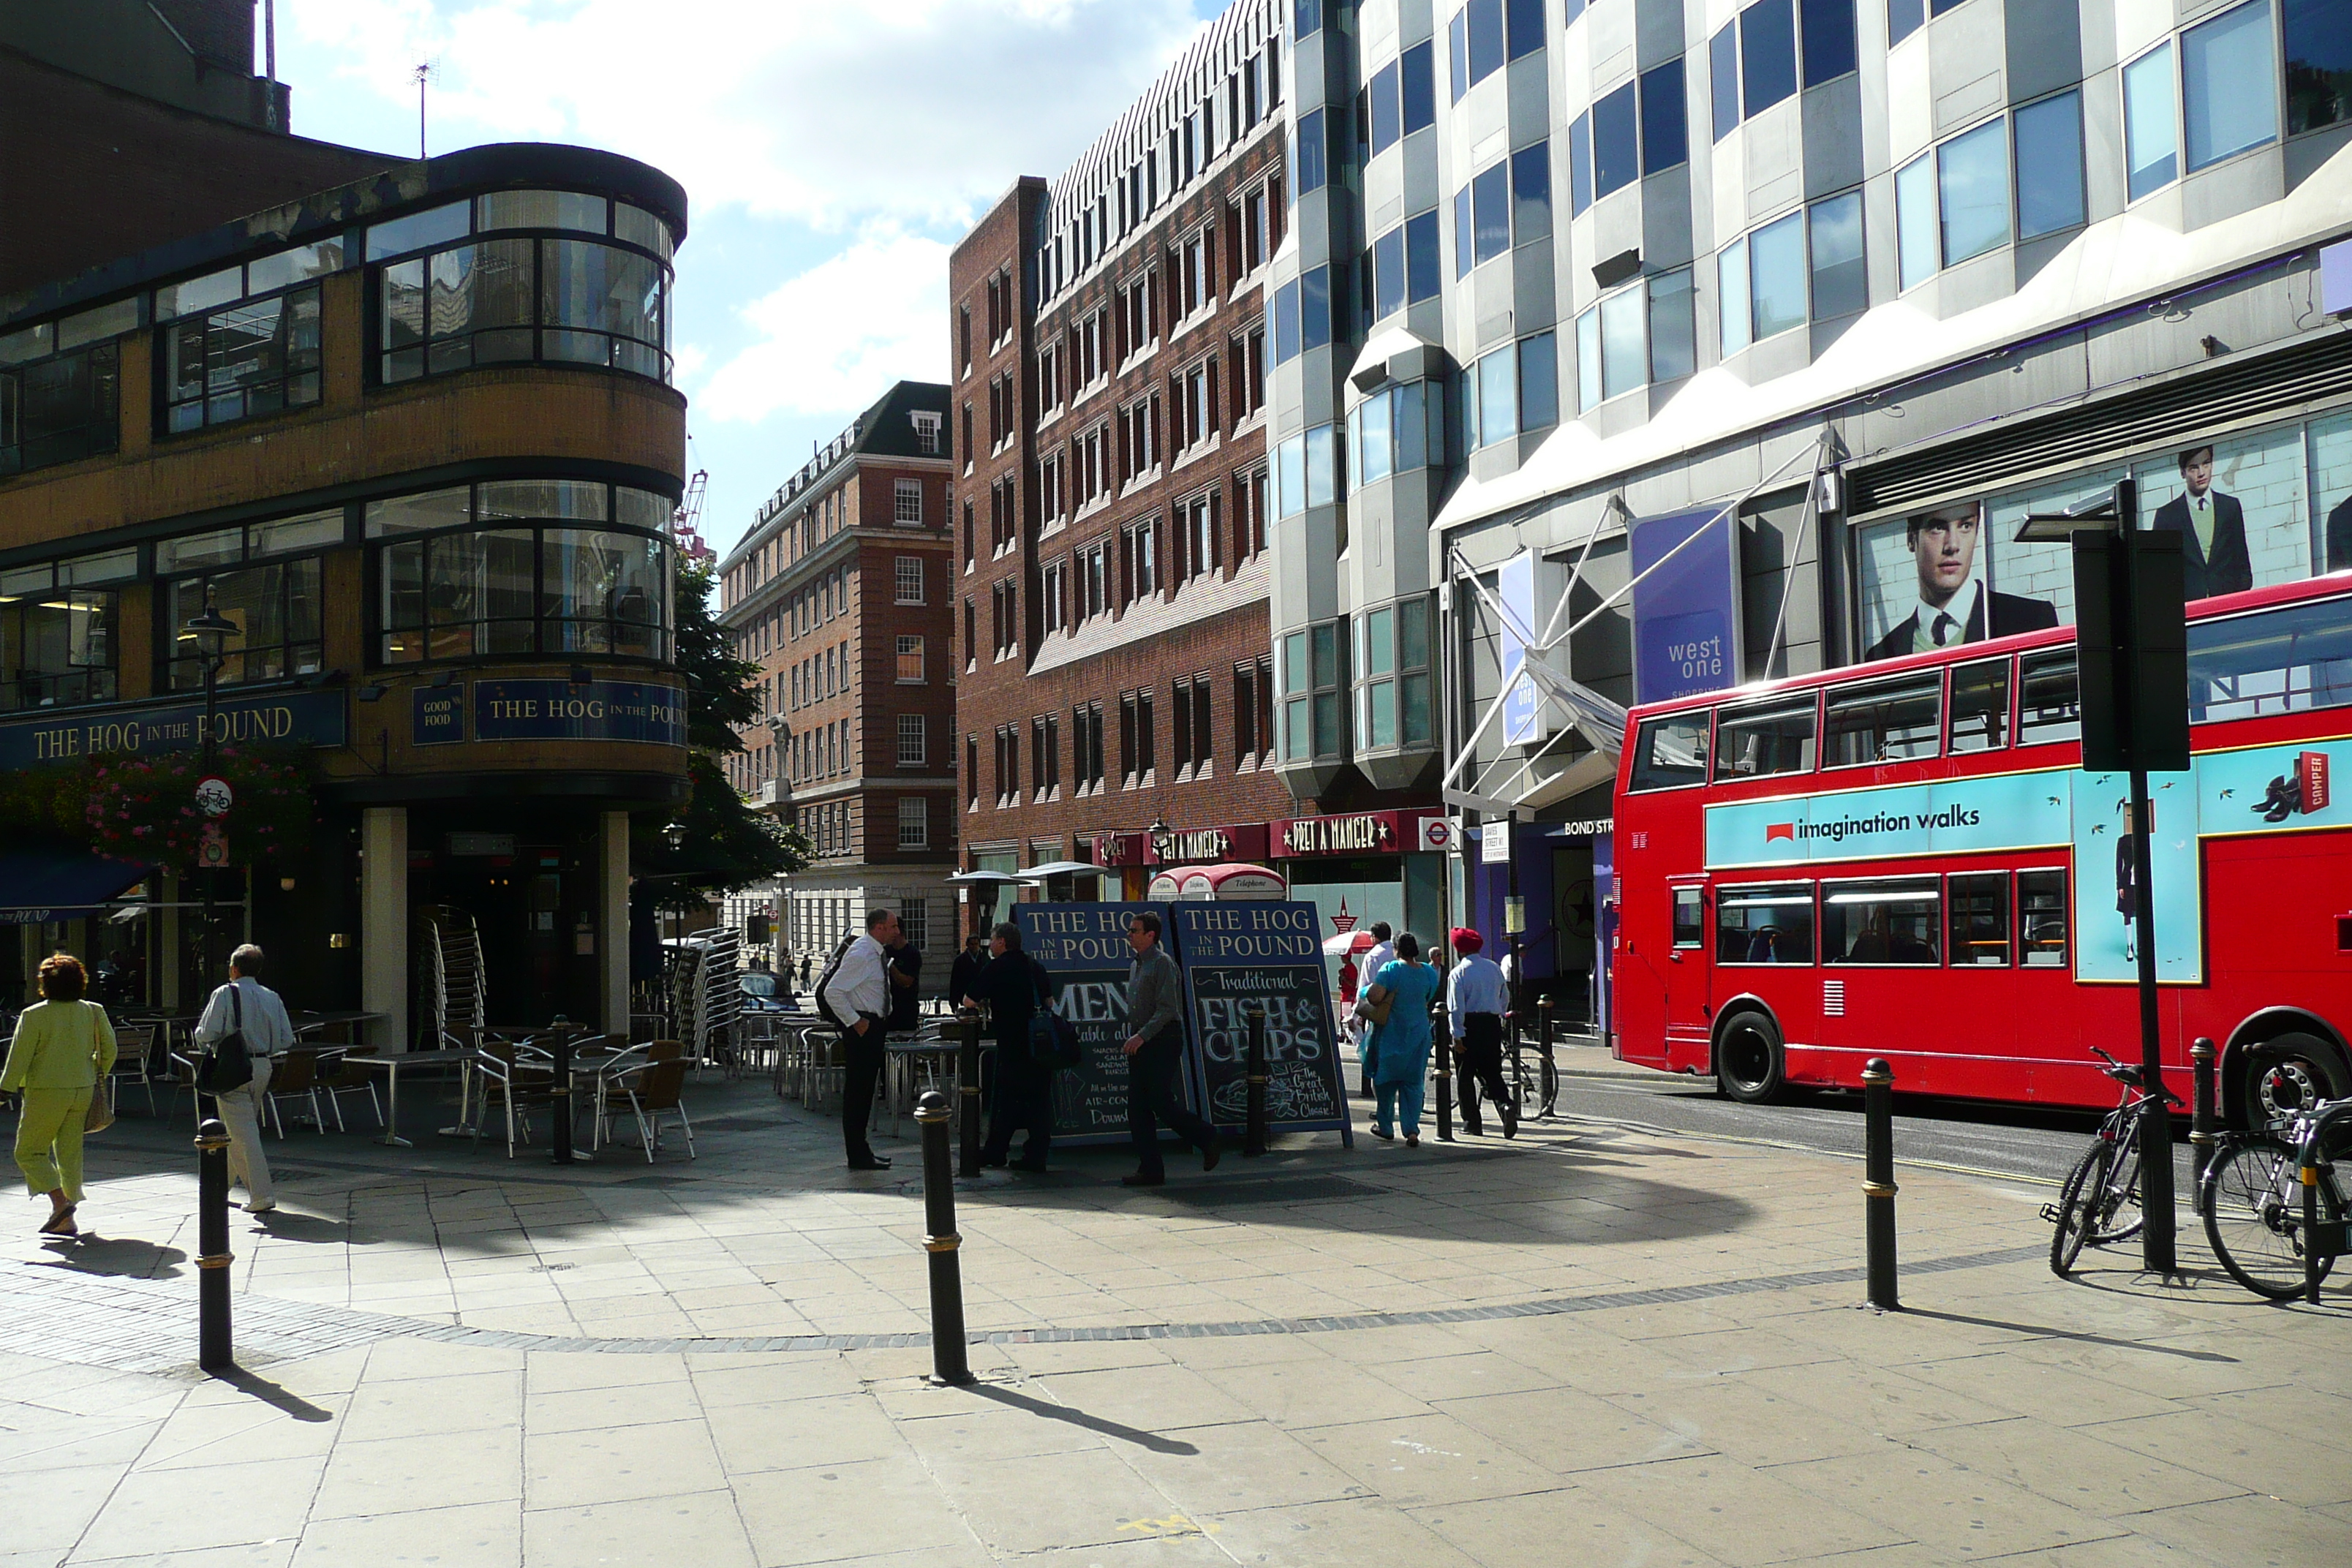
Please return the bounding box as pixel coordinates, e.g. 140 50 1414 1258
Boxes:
0 851 151 925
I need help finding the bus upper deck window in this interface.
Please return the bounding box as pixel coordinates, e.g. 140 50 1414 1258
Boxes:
1948 657 2010 753
1630 713 1711 790
2186 595 2352 722
2017 650 2079 746
1824 671 1941 766
1714 695 1817 780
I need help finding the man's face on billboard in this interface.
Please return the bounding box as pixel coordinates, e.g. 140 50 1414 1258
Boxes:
2181 448 2214 497
1910 508 1980 606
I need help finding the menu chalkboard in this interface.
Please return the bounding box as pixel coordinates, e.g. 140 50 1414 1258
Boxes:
1014 902 1203 1146
1171 902 1353 1146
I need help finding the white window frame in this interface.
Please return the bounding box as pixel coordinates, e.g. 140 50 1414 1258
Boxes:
893 478 924 525
894 555 924 604
897 712 927 766
897 795 929 848
896 634 925 684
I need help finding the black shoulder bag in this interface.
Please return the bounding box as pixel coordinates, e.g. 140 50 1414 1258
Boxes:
195 984 255 1095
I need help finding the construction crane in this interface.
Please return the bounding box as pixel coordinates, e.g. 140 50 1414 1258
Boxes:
671 469 714 565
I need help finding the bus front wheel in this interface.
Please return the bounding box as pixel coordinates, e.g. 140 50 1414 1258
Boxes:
1716 1012 1784 1104
2241 1033 2349 1128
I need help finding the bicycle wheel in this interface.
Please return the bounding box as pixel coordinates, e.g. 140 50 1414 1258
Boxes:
2051 1141 2111 1275
2201 1134 2341 1300
2092 1142 2146 1245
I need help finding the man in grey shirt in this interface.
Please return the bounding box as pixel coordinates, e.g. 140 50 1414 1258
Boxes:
1119 912 1219 1186
191 943 295 1213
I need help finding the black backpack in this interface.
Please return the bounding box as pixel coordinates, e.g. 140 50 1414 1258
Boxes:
812 933 862 1030
1025 960 1083 1071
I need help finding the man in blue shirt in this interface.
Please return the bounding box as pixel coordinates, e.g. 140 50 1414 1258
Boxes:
1447 927 1516 1138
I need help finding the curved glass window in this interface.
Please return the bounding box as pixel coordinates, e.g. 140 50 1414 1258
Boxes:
369 480 674 665
371 192 675 385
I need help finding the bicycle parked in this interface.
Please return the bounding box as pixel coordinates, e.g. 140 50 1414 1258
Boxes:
2200 1093 2349 1300
2046 1047 2182 1276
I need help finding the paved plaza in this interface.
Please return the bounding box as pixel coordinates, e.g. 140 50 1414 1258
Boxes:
1 1062 2344 1567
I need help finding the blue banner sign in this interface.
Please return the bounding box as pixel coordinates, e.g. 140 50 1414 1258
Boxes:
2194 737 2351 839
1705 771 2074 868
412 685 464 745
472 679 686 745
1017 902 1191 1146
0 687 347 769
1497 549 1540 745
1631 506 1742 704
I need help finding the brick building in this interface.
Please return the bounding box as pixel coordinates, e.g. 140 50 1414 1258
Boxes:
715 383 959 984
949 0 1303 925
0 8 693 1045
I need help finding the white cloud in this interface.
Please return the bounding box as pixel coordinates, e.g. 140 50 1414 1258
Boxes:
286 0 1207 230
697 227 949 425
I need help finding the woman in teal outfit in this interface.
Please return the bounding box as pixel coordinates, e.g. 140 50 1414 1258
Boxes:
1362 932 1441 1146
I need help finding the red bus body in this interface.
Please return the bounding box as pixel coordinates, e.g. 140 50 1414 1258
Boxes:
1610 574 2352 1124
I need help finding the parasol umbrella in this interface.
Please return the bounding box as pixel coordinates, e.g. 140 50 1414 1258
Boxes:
1322 930 1376 957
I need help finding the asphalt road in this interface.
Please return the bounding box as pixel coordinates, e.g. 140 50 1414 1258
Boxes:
1489 1055 2203 1189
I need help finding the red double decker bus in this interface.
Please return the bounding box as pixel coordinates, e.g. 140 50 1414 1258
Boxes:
1610 573 2352 1128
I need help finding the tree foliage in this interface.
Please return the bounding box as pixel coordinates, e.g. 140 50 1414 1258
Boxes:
638 558 810 899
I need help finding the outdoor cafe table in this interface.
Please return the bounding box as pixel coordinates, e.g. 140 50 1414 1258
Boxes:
342 1047 473 1147
292 1009 386 1045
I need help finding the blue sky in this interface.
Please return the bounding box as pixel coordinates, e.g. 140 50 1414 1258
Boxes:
272 0 1228 557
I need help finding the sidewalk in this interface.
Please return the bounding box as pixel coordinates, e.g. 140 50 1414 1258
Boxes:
2 1070 2342 1567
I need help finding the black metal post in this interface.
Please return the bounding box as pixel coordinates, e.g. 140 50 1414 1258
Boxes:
195 1117 233 1371
2304 1152 2323 1305
1862 1058 1899 1311
1243 1002 1269 1158
548 1019 577 1165
198 642 219 1003
915 1090 972 1384
1537 997 1558 1119
956 1004 983 1179
1433 1001 1454 1142
2190 1038 2217 1186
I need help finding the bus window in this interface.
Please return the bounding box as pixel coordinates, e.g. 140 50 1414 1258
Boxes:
1823 671 1941 767
1823 878 1940 965
1671 888 1704 947
2017 650 2079 746
1947 872 2010 966
1629 713 1711 791
1948 657 2010 753
1717 883 1815 965
1713 695 1817 780
2019 869 2068 966
2186 594 2352 722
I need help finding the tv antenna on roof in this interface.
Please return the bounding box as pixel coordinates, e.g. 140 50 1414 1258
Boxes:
413 58 438 159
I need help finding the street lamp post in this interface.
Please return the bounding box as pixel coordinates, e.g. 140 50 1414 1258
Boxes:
178 595 238 992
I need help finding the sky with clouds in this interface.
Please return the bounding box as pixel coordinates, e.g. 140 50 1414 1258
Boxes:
271 0 1226 557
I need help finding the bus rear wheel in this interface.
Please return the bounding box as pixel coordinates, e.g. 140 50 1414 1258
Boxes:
1716 1012 1784 1104
2241 1033 2349 1128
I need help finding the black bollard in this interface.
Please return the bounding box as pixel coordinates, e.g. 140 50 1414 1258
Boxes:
2190 1038 2217 1186
2304 1153 2324 1305
548 1019 578 1166
1433 1002 1455 1143
195 1117 233 1371
1862 1058 1899 1311
1537 998 1558 1120
956 1005 984 1180
1243 1003 1269 1158
914 1090 973 1384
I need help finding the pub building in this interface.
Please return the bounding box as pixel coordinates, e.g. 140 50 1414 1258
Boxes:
0 37 690 1047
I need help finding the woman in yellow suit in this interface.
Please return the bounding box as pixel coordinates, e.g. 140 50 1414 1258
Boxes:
2 953 117 1237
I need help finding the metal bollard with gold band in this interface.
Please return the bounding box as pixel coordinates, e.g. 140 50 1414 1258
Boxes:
1861 1058 1900 1312
915 1089 974 1384
194 1116 235 1371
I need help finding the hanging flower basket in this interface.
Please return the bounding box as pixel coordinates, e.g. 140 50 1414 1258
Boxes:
86 747 314 867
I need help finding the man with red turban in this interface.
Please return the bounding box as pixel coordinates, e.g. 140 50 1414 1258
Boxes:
1447 927 1516 1137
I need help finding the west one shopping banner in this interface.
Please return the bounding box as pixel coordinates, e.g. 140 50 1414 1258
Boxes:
1701 739 2352 984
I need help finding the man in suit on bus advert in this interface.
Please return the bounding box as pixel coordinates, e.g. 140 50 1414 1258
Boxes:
2147 444 2254 601
1866 501 2059 663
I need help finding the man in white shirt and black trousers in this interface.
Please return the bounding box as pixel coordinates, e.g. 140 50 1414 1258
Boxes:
820 908 900 1170
1447 927 1517 1138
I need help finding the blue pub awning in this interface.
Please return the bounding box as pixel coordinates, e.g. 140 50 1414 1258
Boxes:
0 851 151 924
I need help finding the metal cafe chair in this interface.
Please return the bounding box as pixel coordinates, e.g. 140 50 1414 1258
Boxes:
589 1058 696 1161
105 1023 159 1117
320 1049 385 1131
472 1038 557 1158
263 1048 331 1137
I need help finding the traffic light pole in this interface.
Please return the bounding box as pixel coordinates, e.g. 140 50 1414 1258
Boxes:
2113 511 2176 1274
